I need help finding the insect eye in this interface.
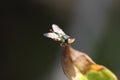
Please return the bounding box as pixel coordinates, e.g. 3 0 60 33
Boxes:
67 38 75 44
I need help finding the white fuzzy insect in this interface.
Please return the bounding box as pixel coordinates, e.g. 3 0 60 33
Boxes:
43 24 71 45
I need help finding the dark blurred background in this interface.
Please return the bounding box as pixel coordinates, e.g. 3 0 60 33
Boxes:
1 0 120 80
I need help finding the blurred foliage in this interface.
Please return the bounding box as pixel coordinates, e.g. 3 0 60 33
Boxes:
94 2 120 79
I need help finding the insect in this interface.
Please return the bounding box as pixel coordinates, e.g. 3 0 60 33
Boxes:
43 24 75 46
43 24 118 80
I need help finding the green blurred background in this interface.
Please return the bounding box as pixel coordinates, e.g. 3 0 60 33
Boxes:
1 0 120 80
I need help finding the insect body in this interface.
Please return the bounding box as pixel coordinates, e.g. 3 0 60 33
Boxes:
44 24 75 46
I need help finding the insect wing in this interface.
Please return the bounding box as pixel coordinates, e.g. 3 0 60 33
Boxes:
43 33 61 41
52 24 66 35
